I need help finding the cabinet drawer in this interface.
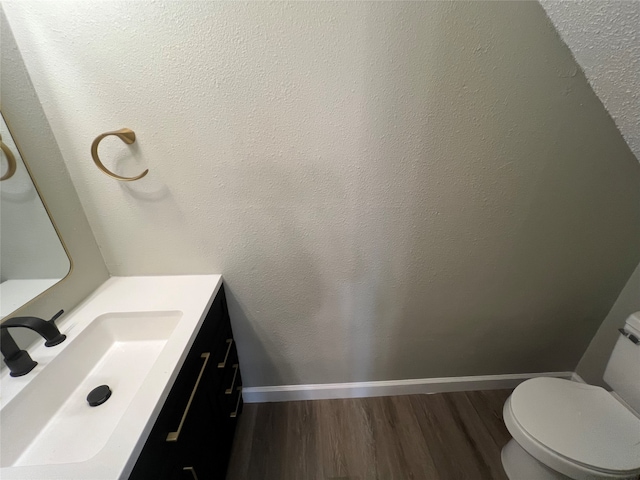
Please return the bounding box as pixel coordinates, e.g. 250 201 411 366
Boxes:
129 283 242 480
129 350 213 479
172 377 220 479
209 338 236 385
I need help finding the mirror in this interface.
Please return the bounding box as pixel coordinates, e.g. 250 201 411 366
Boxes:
0 112 71 319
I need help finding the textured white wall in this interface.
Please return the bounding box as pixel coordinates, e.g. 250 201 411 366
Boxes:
540 0 640 162
4 1 640 387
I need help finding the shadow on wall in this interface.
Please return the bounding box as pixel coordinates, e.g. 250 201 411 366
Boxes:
225 286 295 387
220 156 346 386
225 1 640 387
383 1 640 381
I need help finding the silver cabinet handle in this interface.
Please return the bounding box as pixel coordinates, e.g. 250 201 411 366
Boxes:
218 338 233 368
230 387 242 418
166 352 210 442
183 466 199 480
225 364 239 394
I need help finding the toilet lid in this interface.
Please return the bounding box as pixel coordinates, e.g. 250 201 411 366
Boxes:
510 377 640 473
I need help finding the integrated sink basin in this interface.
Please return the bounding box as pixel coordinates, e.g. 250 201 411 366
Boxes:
0 275 222 480
1 311 182 468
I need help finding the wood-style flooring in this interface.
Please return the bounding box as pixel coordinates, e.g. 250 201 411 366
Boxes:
226 389 513 480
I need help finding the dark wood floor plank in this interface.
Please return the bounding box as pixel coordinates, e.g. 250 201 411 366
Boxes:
317 398 377 480
375 396 441 480
339 398 378 480
410 393 486 479
245 401 290 480
316 399 347 478
226 389 513 480
368 396 408 480
282 400 322 480
464 390 512 448
444 392 509 480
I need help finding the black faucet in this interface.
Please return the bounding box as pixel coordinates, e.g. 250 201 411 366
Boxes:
1 310 66 377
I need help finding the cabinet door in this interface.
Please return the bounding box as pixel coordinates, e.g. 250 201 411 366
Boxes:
167 351 232 479
129 285 242 480
172 379 220 479
153 357 221 480
129 348 212 478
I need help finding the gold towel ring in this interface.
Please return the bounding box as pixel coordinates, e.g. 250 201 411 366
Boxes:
0 134 17 181
91 128 148 181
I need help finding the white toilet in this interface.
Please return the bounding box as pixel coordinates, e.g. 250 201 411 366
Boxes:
501 312 640 480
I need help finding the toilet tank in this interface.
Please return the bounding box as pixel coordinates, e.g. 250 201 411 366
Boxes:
603 312 640 412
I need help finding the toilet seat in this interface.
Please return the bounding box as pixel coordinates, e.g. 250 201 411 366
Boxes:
504 378 640 479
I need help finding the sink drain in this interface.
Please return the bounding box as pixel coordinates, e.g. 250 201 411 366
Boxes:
87 385 112 407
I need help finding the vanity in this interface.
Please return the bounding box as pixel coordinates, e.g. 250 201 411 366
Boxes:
129 277 243 480
0 274 242 480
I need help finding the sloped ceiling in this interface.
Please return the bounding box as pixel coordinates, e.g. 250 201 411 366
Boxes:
539 1 640 162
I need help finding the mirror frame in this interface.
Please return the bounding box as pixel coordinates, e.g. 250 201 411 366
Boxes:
1 110 73 321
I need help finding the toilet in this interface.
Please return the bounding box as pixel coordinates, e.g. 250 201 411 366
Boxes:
501 312 640 480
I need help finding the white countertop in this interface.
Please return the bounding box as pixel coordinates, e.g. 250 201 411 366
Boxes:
0 274 222 480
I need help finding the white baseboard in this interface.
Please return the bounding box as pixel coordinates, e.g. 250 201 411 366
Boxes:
242 371 574 403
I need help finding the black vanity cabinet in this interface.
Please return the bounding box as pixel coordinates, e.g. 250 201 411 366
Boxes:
129 285 243 480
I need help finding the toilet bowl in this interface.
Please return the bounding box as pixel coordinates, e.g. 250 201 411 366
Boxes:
501 313 640 480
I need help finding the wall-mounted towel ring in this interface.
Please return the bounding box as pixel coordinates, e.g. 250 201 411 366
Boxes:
91 128 148 181
0 134 17 181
